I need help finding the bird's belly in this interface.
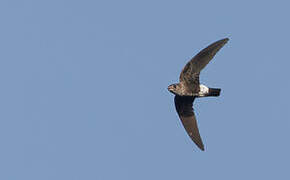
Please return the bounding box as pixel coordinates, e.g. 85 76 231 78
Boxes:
181 92 198 97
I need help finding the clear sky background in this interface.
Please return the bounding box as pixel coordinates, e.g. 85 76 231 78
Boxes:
0 0 289 179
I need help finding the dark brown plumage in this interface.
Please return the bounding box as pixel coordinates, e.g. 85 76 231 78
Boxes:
174 95 204 150
168 38 229 151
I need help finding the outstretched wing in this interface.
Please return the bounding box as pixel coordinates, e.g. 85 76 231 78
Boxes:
174 95 204 151
179 38 229 85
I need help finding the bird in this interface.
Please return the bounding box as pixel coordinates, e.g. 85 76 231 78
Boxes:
168 38 229 151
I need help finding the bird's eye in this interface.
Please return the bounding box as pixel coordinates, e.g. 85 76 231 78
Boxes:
173 85 176 88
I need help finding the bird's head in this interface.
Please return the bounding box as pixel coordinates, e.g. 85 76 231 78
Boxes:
168 83 181 95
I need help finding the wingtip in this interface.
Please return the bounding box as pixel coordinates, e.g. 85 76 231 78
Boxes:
213 38 229 47
199 145 205 151
222 37 229 43
194 140 205 151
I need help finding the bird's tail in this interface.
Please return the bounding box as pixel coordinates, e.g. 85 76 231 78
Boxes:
207 88 221 97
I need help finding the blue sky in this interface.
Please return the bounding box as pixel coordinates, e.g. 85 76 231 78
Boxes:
0 0 289 179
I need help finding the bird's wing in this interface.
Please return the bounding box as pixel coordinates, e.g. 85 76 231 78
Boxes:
174 95 204 151
179 38 229 85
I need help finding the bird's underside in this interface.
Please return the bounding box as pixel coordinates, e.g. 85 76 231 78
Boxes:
168 38 229 151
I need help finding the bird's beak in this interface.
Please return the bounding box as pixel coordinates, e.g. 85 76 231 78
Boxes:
167 86 173 93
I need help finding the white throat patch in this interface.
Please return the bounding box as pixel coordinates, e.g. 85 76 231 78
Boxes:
198 84 209 96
